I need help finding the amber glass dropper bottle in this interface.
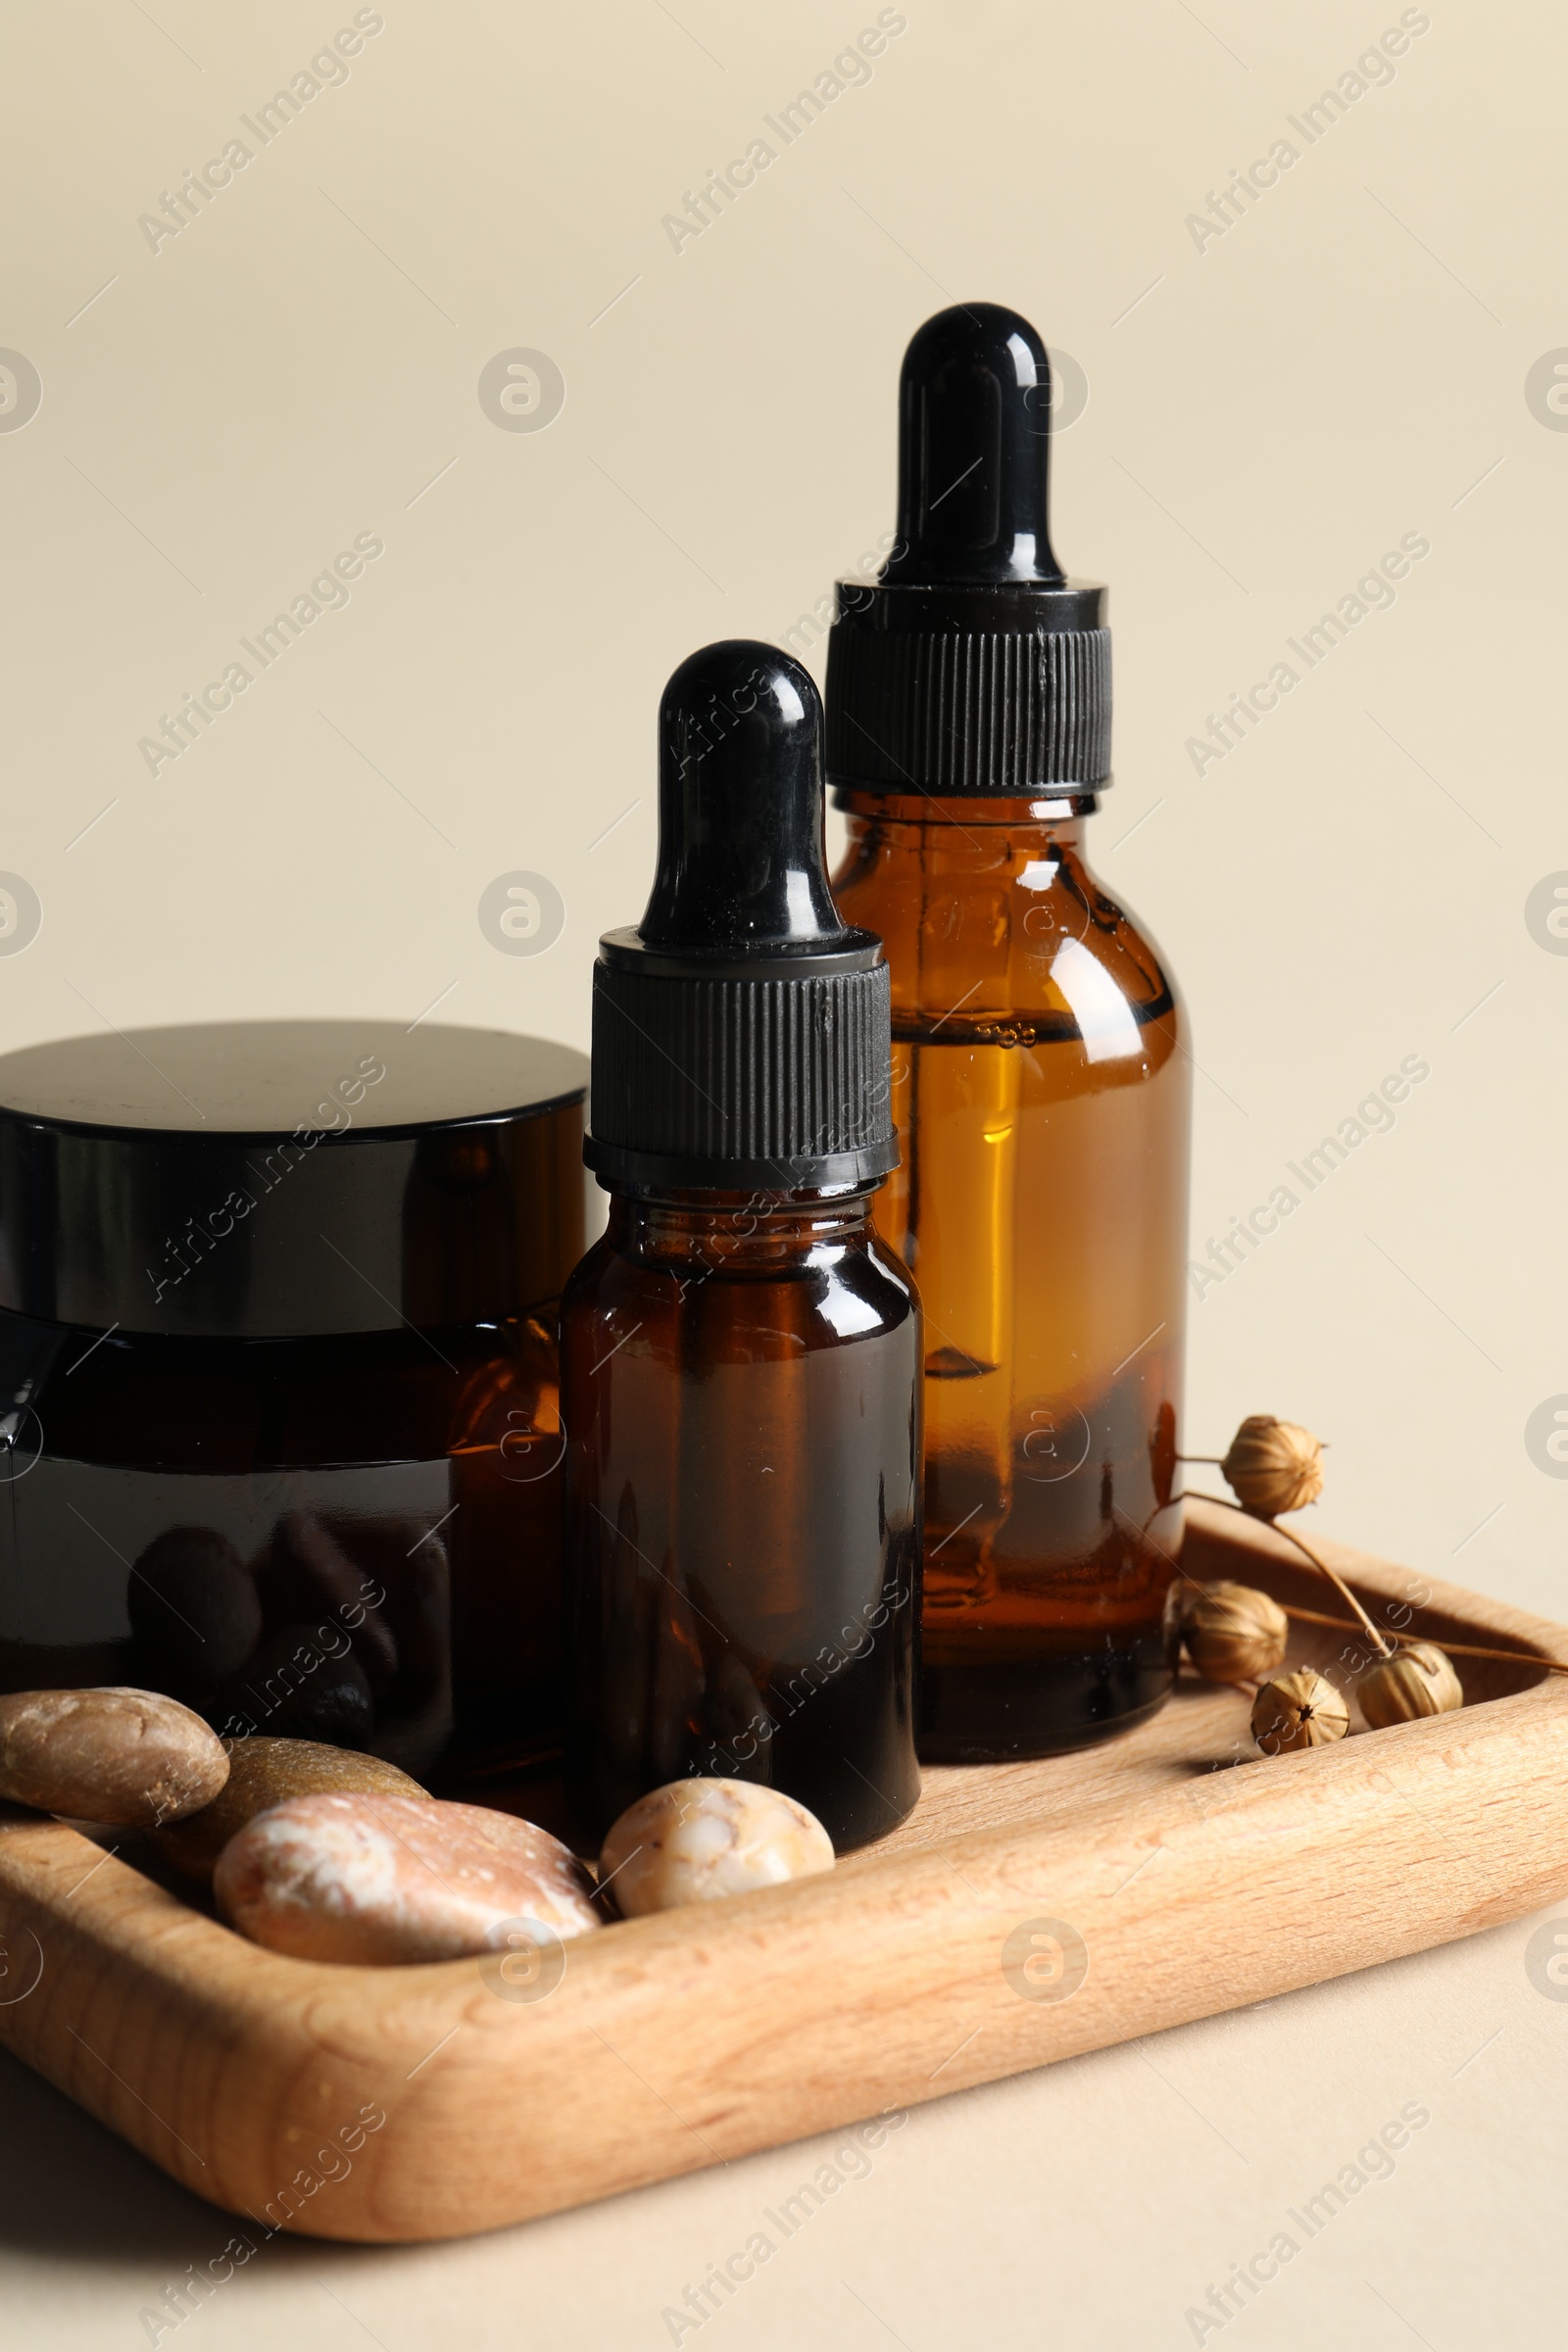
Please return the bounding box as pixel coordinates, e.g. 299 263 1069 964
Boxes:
563 641 922 1850
826 305 1191 1762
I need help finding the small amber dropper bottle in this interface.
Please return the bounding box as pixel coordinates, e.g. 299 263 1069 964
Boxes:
826 305 1191 1762
563 641 922 1850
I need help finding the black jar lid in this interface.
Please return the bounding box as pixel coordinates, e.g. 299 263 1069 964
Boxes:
0 1021 588 1340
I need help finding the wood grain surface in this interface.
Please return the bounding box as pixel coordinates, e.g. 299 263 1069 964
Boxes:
1 1503 1564 2244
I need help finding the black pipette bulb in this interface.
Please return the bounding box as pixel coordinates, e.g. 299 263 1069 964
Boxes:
883 303 1065 586
640 642 849 955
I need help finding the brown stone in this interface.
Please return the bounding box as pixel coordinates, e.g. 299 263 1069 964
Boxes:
150 1739 426 1885
0 1688 229 1827
214 1793 603 1964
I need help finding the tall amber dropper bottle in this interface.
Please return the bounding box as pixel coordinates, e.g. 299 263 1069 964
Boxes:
563 641 922 1850
826 305 1191 1762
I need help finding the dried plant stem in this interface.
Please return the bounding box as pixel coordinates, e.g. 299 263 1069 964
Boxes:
1120 1499 1217 1605
1181 1490 1396 1658
1177 1446 1330 1461
1283 1600 1568 1674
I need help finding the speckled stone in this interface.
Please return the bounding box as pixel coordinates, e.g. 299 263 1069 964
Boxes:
0 1687 229 1828
213 1792 603 1964
150 1739 426 1885
600 1779 835 1917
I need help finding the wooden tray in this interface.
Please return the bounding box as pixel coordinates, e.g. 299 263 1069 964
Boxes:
2 1501 1565 2244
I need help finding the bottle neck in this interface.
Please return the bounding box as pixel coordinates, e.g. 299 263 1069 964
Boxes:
604 1187 875 1270
833 790 1098 832
834 796 1096 875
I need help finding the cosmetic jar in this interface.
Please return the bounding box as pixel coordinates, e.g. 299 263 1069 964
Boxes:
0 1020 586 1780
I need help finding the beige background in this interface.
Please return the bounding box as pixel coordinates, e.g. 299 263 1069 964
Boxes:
3 0 1566 2341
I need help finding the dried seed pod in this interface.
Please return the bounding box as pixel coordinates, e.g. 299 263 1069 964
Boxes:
1358 1642 1463 1730
1250 1668 1348 1756
1180 1581 1289 1685
1221 1415 1325 1518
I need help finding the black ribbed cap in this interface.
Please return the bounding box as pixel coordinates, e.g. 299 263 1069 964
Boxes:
825 303 1111 797
585 642 897 1194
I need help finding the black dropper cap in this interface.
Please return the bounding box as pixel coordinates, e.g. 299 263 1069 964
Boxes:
825 303 1111 798
585 642 897 1194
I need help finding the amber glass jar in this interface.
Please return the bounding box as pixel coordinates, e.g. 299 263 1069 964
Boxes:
0 1021 585 1781
832 795 1190 1757
563 1190 921 1849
